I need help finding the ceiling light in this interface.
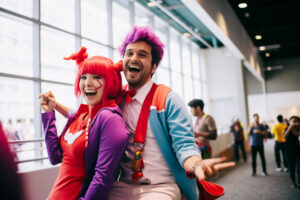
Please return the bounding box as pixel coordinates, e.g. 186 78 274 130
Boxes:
147 1 157 7
245 12 250 18
183 32 191 37
267 66 272 71
255 35 262 40
238 3 248 9
259 46 266 51
265 53 270 57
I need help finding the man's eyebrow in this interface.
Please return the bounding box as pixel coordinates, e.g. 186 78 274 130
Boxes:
125 49 150 55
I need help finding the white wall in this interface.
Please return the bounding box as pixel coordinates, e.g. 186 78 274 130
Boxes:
248 91 300 125
202 47 248 132
20 166 59 200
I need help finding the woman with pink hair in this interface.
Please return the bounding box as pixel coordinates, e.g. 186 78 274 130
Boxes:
39 47 129 200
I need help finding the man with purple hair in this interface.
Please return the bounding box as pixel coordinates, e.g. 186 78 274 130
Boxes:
52 26 234 199
108 26 234 200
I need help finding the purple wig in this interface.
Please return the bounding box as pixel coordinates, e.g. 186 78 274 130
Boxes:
119 26 165 66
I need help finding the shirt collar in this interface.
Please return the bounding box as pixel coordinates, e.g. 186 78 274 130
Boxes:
76 100 116 120
132 79 154 104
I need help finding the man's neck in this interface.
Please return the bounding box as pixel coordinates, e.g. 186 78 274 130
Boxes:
197 111 205 118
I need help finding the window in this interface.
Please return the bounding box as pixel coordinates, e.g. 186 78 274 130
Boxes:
0 77 35 139
41 82 76 134
184 76 193 103
81 0 108 45
182 39 192 76
192 45 201 79
112 1 130 48
169 29 181 72
0 0 33 18
41 26 76 84
193 80 202 99
134 2 152 27
156 67 170 87
154 20 169 68
0 14 33 77
41 0 75 32
81 39 109 58
171 72 183 98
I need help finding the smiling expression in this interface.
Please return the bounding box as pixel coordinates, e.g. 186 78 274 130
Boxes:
79 73 105 108
123 41 157 90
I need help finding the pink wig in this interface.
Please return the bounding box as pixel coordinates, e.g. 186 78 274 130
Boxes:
64 47 123 107
119 26 165 66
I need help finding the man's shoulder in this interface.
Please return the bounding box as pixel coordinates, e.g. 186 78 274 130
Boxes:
151 84 172 110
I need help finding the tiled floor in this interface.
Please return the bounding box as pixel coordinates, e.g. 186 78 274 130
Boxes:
211 139 300 200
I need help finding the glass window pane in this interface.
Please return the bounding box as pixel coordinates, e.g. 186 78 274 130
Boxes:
193 80 202 99
81 39 109 58
0 77 35 140
134 2 152 27
41 0 75 32
182 40 191 76
155 25 169 68
171 72 183 98
113 49 122 62
41 83 76 134
0 14 33 77
112 1 130 48
0 0 33 18
170 30 181 72
156 67 170 87
192 46 200 79
41 27 76 84
81 0 108 44
184 76 193 103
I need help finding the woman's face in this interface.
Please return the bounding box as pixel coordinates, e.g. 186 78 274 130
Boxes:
79 73 105 108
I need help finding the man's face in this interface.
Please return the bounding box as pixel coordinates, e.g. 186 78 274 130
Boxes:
123 41 157 90
254 115 259 123
190 107 197 116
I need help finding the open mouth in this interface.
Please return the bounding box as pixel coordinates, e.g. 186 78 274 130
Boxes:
128 66 141 72
85 91 97 96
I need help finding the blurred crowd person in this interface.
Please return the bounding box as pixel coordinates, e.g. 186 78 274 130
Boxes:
283 116 300 189
271 114 288 172
0 121 23 200
248 113 268 176
188 99 217 159
230 117 247 163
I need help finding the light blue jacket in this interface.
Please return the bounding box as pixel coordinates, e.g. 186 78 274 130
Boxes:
149 84 200 200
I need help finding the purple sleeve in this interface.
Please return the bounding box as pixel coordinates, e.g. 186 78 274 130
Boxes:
41 111 63 165
82 111 129 200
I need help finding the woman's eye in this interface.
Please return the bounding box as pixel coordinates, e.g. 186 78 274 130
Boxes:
94 76 101 79
80 76 86 80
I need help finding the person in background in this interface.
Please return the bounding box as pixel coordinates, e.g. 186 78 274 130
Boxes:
0 121 23 200
39 47 129 200
188 99 217 159
284 116 300 189
51 26 234 200
248 113 268 176
271 114 288 172
230 117 247 163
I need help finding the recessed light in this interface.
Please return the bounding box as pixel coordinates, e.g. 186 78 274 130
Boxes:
265 53 270 57
183 32 191 37
147 1 157 7
238 3 248 9
259 46 266 51
255 35 262 40
267 66 272 71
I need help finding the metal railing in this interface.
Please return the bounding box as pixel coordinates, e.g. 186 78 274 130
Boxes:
8 139 49 164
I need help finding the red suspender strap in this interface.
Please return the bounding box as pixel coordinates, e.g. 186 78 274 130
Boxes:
131 83 157 184
134 83 158 144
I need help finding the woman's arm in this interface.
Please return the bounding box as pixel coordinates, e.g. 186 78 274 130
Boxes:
39 92 63 164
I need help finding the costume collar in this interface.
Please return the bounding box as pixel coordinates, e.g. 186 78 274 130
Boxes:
75 100 116 120
131 79 153 105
